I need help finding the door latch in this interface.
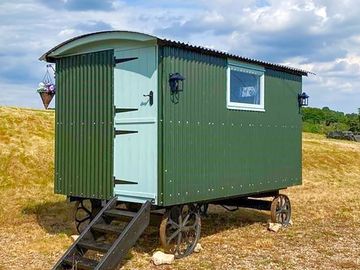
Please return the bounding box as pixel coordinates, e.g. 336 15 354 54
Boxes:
143 91 153 106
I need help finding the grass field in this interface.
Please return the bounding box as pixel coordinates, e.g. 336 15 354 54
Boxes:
0 107 359 270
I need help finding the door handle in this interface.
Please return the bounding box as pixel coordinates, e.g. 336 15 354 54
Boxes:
143 91 153 106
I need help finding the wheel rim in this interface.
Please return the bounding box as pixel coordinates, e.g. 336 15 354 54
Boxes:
160 204 201 258
271 195 291 225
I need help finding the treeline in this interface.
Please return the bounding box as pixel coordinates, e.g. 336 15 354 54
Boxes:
301 107 360 134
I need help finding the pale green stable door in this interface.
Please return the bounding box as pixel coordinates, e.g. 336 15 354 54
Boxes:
113 46 158 203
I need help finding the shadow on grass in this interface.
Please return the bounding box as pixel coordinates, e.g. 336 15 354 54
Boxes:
23 200 269 267
123 206 270 266
23 200 76 236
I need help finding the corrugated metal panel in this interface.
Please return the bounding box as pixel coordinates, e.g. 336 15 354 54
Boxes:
40 30 310 76
55 50 114 199
159 46 302 206
157 39 310 76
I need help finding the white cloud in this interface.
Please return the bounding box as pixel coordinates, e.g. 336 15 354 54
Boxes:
0 0 359 113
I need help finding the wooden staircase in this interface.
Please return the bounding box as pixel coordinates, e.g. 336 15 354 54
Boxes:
52 197 151 270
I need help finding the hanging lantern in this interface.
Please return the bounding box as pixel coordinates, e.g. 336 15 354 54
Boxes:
298 92 309 107
169 73 185 93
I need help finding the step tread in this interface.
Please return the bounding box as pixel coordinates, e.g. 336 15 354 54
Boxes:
63 255 98 270
92 223 123 234
78 240 112 253
104 209 137 218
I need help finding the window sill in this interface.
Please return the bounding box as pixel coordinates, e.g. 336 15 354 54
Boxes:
227 105 265 112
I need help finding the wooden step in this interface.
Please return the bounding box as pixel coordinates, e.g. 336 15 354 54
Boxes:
92 223 122 234
78 240 111 253
104 209 137 218
63 255 98 270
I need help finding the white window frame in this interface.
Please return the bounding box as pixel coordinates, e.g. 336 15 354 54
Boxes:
226 61 265 112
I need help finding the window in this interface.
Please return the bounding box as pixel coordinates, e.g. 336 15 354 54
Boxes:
227 62 265 111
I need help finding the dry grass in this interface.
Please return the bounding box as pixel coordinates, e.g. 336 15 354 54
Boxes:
0 107 359 269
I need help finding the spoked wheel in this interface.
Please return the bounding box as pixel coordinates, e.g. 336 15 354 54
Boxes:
159 204 201 259
73 199 102 234
271 194 291 226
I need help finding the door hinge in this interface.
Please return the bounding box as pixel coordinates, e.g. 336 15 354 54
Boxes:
113 56 138 66
114 108 138 113
114 130 138 136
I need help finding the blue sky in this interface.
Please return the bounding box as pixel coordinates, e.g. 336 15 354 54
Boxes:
0 0 359 113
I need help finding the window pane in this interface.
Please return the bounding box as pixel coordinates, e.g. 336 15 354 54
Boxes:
230 70 260 104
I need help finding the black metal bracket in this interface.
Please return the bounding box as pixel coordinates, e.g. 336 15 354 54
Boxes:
114 56 138 66
114 108 138 113
114 178 138 185
114 130 138 135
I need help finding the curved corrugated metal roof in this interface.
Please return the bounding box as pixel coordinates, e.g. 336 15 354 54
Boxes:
40 30 311 76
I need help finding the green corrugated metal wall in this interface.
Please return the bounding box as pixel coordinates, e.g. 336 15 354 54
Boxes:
158 46 302 206
55 50 114 199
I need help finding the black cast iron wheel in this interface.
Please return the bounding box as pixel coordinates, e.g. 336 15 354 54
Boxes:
159 204 201 258
270 194 291 225
73 199 102 234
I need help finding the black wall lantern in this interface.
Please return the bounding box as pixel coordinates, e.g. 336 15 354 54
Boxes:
169 73 185 93
298 92 309 107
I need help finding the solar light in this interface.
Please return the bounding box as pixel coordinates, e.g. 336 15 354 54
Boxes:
298 92 309 107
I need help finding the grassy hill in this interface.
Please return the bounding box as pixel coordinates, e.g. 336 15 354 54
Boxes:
0 107 359 270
